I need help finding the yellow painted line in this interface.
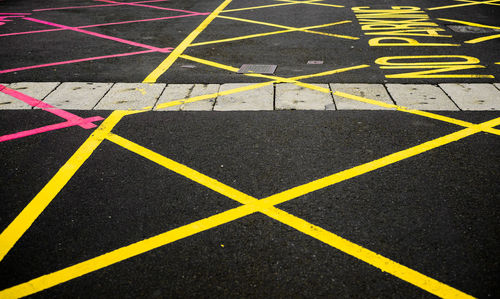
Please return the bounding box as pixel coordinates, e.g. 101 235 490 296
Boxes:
190 21 353 47
465 34 500 43
0 110 138 262
217 15 358 40
261 207 475 299
428 0 500 10
437 18 500 30
291 64 370 80
0 205 257 299
107 133 256 205
222 2 298 13
276 0 344 8
456 0 500 6
142 0 233 83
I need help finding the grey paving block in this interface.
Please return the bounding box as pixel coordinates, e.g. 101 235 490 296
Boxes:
330 84 393 110
275 83 332 110
386 84 458 111
43 82 113 110
439 83 500 110
214 83 273 111
155 84 219 111
94 83 166 110
0 82 60 109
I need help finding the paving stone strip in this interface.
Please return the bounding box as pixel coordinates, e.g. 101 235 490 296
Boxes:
0 83 499 111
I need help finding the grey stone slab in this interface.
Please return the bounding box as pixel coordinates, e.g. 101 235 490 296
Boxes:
275 83 332 110
386 84 458 111
214 83 273 111
0 82 60 109
155 84 219 111
439 83 500 110
94 83 165 110
494 83 500 91
43 82 113 110
330 84 393 110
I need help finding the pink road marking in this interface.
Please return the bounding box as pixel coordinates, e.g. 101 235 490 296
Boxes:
0 116 104 143
0 48 172 74
24 17 172 53
0 13 208 38
0 85 99 129
32 0 168 12
96 0 204 14
0 13 31 15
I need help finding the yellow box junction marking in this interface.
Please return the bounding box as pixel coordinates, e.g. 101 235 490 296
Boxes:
438 18 500 44
222 0 333 13
4 114 500 298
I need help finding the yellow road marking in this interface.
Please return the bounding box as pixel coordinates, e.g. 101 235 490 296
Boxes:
276 0 344 8
217 15 358 40
436 18 500 44
7 115 499 298
190 20 353 47
178 54 500 136
0 110 139 262
465 34 500 43
428 0 500 10
142 0 233 83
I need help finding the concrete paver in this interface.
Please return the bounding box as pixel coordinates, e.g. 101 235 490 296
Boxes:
0 82 60 109
43 82 113 110
330 84 393 110
275 83 332 110
155 84 219 111
439 83 500 110
94 83 165 110
214 83 273 111
386 84 459 111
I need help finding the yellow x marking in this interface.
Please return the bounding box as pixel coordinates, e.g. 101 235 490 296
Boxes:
190 20 354 47
438 18 500 44
2 108 498 298
222 0 335 13
217 15 358 40
428 0 500 10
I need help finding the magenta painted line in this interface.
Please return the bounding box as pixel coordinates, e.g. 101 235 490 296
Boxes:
0 13 30 15
0 116 104 143
0 85 97 129
96 0 204 14
33 0 168 12
0 49 173 74
24 17 173 53
0 13 206 38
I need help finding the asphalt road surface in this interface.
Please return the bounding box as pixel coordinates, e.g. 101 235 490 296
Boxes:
0 0 499 298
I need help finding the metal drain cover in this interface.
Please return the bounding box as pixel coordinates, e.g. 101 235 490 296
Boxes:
237 64 277 74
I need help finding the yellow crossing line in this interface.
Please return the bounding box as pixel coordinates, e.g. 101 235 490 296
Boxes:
6 115 500 297
217 15 358 40
190 20 353 47
0 110 140 262
178 54 500 136
143 0 234 83
428 0 500 10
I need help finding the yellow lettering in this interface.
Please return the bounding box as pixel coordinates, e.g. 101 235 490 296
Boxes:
369 37 459 46
364 29 451 37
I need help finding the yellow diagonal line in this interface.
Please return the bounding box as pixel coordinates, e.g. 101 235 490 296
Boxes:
217 15 358 40
428 0 500 10
7 117 498 298
437 18 500 30
0 110 140 262
456 0 500 6
190 20 352 47
142 0 233 83
178 54 500 136
222 0 327 13
465 34 500 43
276 0 344 8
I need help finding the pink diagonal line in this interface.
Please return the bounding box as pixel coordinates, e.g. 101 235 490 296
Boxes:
95 0 204 15
0 85 97 129
0 13 208 38
23 17 172 53
0 116 104 143
0 48 172 74
32 0 168 12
